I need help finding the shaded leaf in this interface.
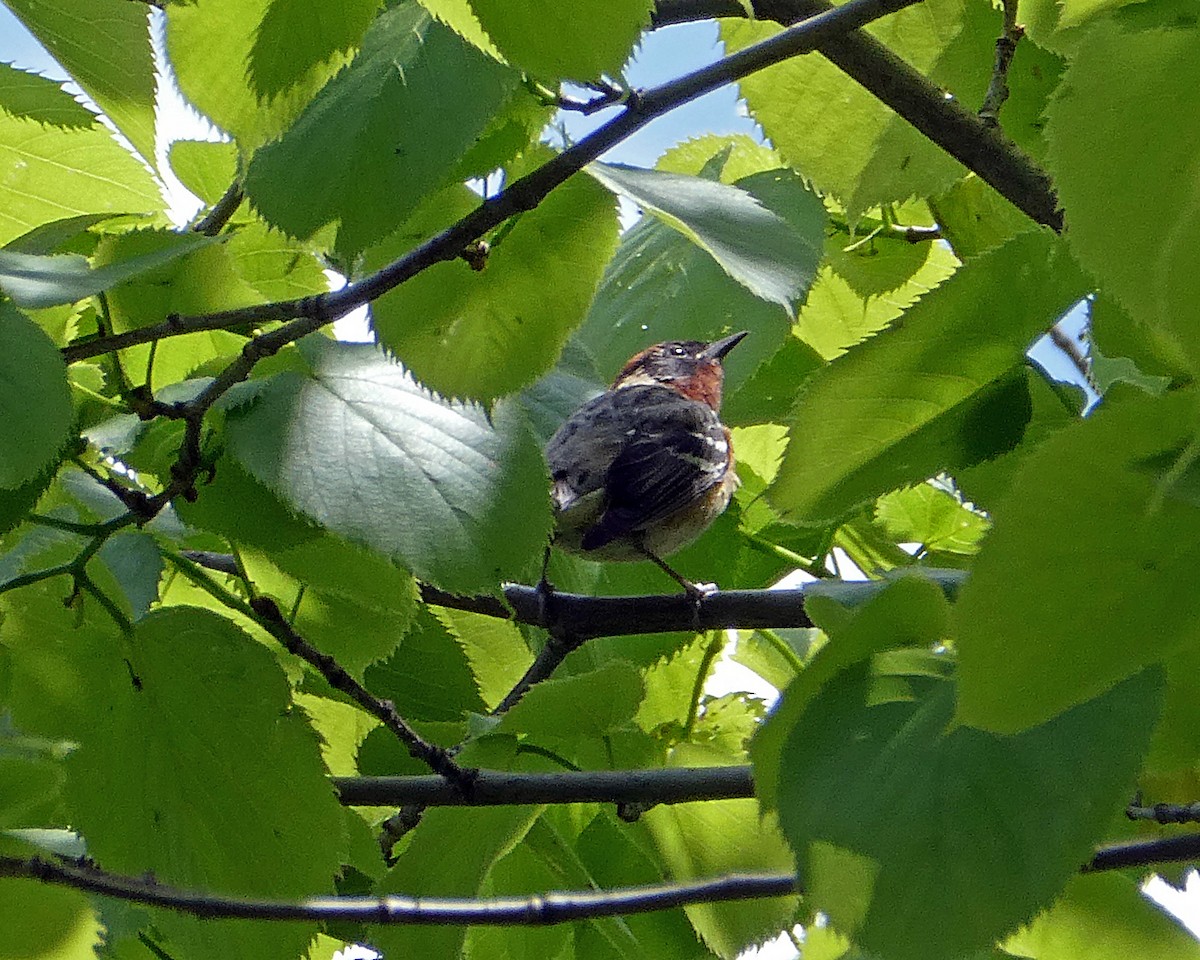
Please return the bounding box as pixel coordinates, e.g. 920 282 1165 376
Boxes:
244 4 517 254
65 607 345 960
770 233 1087 523
777 659 1161 960
224 336 551 593
467 0 651 80
371 170 619 403
0 301 72 489
589 162 821 309
3 0 158 168
0 235 212 309
247 0 381 100
956 388 1200 732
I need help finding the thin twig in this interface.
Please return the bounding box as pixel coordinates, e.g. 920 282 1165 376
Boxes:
191 182 245 237
978 0 1024 128
165 553 473 788
333 766 755 807
1127 801 1200 825
61 0 923 366
1046 322 1094 391
892 224 942 243
250 595 474 789
0 856 798 924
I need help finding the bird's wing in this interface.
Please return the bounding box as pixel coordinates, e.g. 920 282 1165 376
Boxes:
581 392 729 551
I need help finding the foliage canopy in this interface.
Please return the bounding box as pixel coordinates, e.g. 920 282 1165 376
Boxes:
2 0 1199 959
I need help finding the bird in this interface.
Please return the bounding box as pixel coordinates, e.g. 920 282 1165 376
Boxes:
544 330 748 596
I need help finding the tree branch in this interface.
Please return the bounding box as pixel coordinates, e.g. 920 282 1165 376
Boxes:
191 182 245 237
334 765 755 807
1126 800 1200 825
501 584 814 639
5 829 1195 926
165 554 472 788
0 856 797 924
652 0 1062 230
1084 835 1200 874
61 0 923 366
978 0 1023 127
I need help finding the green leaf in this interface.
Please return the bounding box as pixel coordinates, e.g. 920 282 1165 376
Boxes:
244 4 518 254
721 335 824 426
776 660 1162 960
797 221 960 361
588 162 822 310
874 483 989 555
642 744 797 959
368 805 542 960
952 366 1084 511
240 547 416 677
95 530 163 621
931 175 1037 260
574 145 825 398
0 61 93 128
165 0 350 148
247 0 382 100
722 0 993 216
0 875 101 960
225 221 329 302
496 660 644 743
362 606 487 722
1046 9 1200 373
64 607 345 960
0 301 72 489
224 336 552 593
0 98 159 248
168 140 239 208
1021 0 1150 51
770 232 1087 523
576 221 788 407
467 831 574 960
0 234 212 308
1006 873 1200 960
956 387 1200 732
575 812 713 960
93 229 259 390
371 170 619 403
466 0 652 80
753 575 952 813
3 0 158 169
433 607 534 710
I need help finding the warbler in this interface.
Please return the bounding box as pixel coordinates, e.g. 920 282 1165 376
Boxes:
545 331 747 594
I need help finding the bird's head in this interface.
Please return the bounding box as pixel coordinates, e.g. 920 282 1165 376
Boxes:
610 331 748 410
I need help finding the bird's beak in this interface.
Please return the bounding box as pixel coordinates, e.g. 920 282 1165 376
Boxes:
702 330 749 361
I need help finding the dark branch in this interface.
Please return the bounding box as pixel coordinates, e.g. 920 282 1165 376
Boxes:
502 584 813 639
1084 835 1200 874
180 552 819 640
5 827 1193 926
652 0 1061 230
0 856 797 924
191 182 245 237
334 765 754 807
61 0 923 365
246 595 475 790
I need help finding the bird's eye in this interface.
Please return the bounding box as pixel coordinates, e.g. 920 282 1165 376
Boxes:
671 345 687 356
